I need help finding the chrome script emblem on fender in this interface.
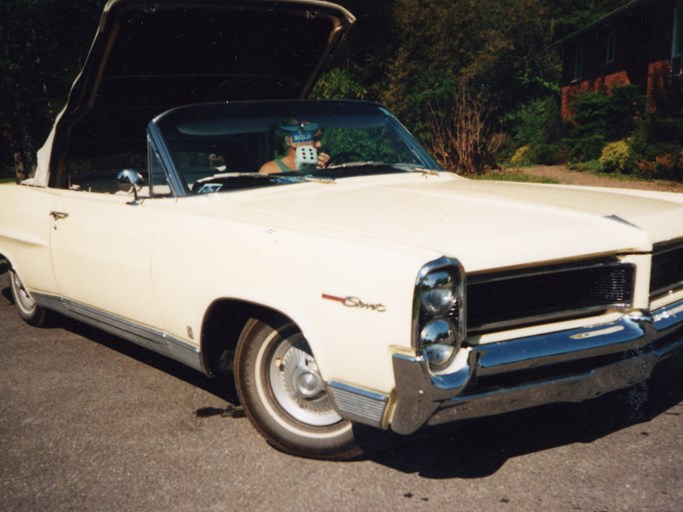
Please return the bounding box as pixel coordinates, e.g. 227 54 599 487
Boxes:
322 294 386 312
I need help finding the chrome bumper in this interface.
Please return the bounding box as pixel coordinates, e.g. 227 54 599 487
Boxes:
390 299 683 435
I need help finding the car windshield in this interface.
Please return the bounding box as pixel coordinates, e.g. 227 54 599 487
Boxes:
149 100 440 195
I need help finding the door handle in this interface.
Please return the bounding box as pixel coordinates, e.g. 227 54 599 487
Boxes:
50 211 69 220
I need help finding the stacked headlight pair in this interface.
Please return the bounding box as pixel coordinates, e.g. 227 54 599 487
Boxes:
413 257 466 370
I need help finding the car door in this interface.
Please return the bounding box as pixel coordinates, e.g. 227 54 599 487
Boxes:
50 190 162 330
0 185 61 295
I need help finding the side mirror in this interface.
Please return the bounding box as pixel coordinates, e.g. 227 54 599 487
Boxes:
117 169 144 204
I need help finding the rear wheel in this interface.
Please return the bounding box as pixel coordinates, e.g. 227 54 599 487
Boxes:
234 316 363 460
9 268 50 327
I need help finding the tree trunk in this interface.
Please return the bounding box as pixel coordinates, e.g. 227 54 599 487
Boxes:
12 111 36 182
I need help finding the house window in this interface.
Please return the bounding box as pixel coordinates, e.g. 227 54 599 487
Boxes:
606 29 616 63
674 2 683 58
574 43 584 80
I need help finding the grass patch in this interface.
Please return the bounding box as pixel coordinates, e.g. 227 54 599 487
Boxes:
568 159 601 173
1 167 17 183
473 171 560 184
570 159 682 186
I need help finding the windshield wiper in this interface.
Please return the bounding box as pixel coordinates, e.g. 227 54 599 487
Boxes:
393 164 441 176
196 172 271 183
304 176 336 184
326 161 441 176
325 161 388 170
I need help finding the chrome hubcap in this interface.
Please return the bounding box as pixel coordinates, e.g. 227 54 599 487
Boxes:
268 335 341 427
293 366 325 399
11 272 35 313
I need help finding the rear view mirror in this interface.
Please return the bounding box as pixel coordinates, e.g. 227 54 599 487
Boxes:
117 169 144 204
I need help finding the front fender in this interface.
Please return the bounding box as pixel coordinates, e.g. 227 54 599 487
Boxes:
150 209 436 394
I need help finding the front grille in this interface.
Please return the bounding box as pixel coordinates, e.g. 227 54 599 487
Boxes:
467 259 635 334
650 240 683 298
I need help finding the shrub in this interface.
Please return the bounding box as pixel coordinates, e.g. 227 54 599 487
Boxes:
604 85 646 140
599 140 632 173
636 150 683 181
427 84 499 175
311 69 366 100
572 85 645 142
572 91 610 140
510 145 531 165
503 96 563 148
527 143 567 165
568 85 646 163
568 134 605 163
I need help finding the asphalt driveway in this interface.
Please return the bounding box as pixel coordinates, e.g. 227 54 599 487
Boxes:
1 260 682 511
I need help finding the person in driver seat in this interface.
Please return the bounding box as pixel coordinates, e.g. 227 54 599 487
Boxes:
259 119 329 174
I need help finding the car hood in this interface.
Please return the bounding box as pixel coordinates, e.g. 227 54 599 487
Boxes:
222 173 683 272
33 0 354 187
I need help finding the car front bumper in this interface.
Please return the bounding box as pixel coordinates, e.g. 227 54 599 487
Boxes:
389 298 683 435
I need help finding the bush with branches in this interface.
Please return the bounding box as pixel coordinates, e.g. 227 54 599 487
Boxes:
428 84 500 175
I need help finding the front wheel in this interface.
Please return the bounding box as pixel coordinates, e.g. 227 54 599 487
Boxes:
9 268 50 327
234 316 363 459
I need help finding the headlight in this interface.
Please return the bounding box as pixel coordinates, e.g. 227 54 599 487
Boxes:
420 270 457 315
413 258 466 370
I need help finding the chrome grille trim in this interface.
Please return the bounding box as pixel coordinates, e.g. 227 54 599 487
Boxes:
467 258 635 334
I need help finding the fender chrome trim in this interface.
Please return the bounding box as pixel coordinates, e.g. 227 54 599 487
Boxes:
32 293 202 372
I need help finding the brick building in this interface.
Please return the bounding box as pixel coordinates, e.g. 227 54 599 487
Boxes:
558 0 683 120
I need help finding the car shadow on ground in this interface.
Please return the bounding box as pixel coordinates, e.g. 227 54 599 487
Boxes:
2 268 682 476
366 353 683 478
0 271 239 408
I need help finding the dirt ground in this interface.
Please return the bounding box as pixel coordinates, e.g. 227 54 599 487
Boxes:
504 165 683 193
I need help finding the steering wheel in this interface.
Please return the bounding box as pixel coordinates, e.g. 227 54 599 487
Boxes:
323 151 367 168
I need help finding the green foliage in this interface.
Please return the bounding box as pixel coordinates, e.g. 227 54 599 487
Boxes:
635 151 683 181
568 159 601 173
321 126 407 163
607 86 647 138
571 85 645 142
510 145 532 166
528 143 567 165
566 85 646 164
550 0 630 40
627 113 683 181
502 96 566 165
1 0 637 175
474 172 560 184
311 69 366 100
0 0 105 172
599 140 632 173
506 99 549 146
568 134 606 163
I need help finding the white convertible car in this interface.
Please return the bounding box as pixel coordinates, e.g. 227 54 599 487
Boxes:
1 0 682 459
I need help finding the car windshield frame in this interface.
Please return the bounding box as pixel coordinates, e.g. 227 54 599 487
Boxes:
147 100 441 197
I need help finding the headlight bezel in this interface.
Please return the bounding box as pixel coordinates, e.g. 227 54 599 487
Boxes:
412 257 466 370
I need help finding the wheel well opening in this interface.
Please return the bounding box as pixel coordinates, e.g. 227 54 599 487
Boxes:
201 299 288 378
0 254 9 273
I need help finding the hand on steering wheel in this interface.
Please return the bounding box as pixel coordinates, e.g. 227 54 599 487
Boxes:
323 151 367 168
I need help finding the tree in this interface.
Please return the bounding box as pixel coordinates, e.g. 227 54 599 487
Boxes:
381 0 560 141
0 0 104 179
